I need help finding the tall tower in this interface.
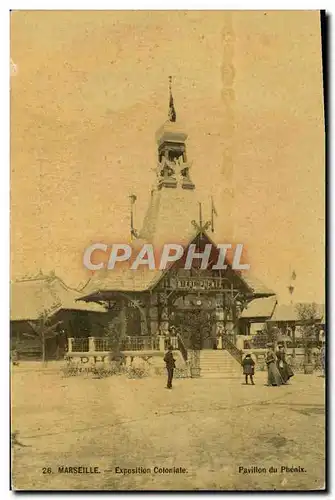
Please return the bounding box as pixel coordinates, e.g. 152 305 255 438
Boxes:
139 78 199 246
154 77 195 191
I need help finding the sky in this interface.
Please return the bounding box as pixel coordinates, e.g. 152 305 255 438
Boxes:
10 10 325 304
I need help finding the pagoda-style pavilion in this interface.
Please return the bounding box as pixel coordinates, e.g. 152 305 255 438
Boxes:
75 84 276 365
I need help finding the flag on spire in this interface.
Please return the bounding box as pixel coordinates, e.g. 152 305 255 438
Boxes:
291 270 297 281
211 197 218 217
168 76 176 122
211 197 218 232
129 194 138 239
129 194 137 205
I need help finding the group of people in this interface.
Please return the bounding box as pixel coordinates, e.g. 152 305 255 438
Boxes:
242 344 294 386
165 342 326 389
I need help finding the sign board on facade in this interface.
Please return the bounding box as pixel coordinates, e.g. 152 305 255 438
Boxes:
170 277 225 291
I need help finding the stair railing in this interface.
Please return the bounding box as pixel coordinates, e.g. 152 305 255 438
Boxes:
176 332 188 362
221 335 243 364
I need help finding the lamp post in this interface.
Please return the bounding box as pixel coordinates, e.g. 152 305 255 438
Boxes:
288 270 297 356
288 269 296 305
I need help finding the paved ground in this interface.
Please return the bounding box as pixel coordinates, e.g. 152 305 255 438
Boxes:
11 364 325 491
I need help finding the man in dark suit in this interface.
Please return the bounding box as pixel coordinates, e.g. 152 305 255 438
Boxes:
164 345 176 389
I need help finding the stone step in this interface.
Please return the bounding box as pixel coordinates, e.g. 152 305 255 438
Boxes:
201 362 239 366
200 360 240 364
199 351 242 377
201 365 241 369
201 366 240 370
201 366 240 371
201 370 242 375
201 361 237 364
201 368 241 373
201 364 241 369
200 352 230 355
200 354 238 358
200 359 241 364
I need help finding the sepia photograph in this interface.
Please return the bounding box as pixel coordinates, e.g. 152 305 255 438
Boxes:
10 10 325 491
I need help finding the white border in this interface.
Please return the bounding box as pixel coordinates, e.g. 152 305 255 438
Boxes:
2 4 332 499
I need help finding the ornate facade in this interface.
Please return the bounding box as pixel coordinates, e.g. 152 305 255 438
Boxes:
78 89 275 354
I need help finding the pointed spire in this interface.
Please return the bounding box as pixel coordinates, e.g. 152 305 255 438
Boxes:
168 76 176 122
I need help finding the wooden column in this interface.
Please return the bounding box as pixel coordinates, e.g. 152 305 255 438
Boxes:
68 337 73 353
149 293 159 336
215 294 224 349
88 336 95 364
88 337 95 352
158 293 169 335
139 304 148 335
145 296 152 336
292 323 296 357
120 299 127 339
159 336 165 352
231 301 238 345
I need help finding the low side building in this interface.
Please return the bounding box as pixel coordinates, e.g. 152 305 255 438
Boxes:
10 272 107 360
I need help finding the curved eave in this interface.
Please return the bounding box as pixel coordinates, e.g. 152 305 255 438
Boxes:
10 303 105 322
77 289 147 303
251 291 276 299
77 290 106 303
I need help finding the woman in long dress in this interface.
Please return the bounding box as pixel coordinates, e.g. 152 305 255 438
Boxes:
320 345 325 377
276 345 294 384
265 346 283 386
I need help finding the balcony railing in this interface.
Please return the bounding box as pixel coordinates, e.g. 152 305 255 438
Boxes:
121 336 160 351
94 338 111 352
71 338 89 353
164 336 179 350
68 336 164 353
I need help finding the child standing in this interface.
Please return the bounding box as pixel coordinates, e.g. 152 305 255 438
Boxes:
242 354 255 385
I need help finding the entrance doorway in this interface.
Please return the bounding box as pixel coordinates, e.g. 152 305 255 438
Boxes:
171 308 216 350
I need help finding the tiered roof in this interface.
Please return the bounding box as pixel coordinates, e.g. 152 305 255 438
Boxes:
80 228 276 300
80 111 275 301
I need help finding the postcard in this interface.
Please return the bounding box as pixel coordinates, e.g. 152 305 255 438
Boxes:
10 10 325 491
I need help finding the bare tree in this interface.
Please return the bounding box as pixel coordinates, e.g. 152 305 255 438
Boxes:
296 303 319 366
104 316 126 364
27 310 62 364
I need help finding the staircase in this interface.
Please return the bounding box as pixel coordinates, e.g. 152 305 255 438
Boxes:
200 349 242 378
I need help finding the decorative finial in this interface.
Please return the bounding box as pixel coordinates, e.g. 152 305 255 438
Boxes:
211 197 218 233
191 202 211 235
168 76 176 122
129 194 138 239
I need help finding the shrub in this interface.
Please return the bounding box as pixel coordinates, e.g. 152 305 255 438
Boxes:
60 358 125 378
61 364 81 377
174 367 189 379
126 365 148 379
91 362 125 378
